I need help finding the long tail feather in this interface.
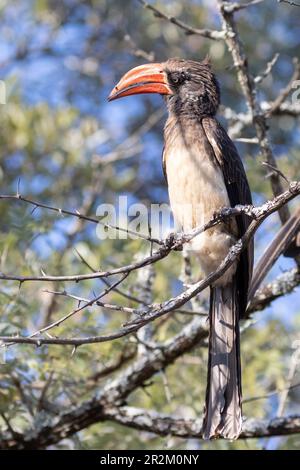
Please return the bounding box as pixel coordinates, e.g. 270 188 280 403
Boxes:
202 281 242 439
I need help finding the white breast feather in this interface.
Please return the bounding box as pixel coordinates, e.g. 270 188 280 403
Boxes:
165 139 237 285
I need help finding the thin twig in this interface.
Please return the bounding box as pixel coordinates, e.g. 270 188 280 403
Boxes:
124 34 155 62
266 58 300 116
1 182 299 347
26 272 130 340
278 0 300 6
74 248 147 305
0 194 161 245
262 161 290 183
138 0 225 40
254 53 279 84
222 0 265 13
0 181 299 284
244 382 300 404
217 0 290 223
248 267 300 313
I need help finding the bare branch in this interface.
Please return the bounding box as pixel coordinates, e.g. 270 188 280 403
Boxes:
1 182 299 347
1 0 300 451
234 137 259 144
94 108 164 165
223 100 300 140
124 34 155 62
0 316 208 449
244 381 300 404
254 53 280 84
42 289 135 314
0 182 299 285
3 404 300 447
262 161 290 184
261 100 300 117
0 193 161 245
248 267 300 313
86 347 137 385
99 406 300 440
26 272 130 340
249 207 300 300
266 58 300 116
138 0 225 40
74 248 147 305
277 345 300 417
222 0 265 14
1 307 300 448
278 0 300 6
217 0 290 223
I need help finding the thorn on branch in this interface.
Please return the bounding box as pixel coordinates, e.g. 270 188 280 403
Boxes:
30 205 39 215
17 178 21 198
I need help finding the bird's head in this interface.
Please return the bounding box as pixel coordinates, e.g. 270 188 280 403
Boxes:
108 57 220 117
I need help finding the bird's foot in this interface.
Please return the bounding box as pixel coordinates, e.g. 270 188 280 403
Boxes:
164 231 184 251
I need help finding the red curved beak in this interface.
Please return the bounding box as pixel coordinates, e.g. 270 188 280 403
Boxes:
108 63 173 101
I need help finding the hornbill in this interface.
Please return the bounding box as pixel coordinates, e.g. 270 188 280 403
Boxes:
108 58 253 440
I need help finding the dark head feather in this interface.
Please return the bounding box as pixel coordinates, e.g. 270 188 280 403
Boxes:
163 58 220 117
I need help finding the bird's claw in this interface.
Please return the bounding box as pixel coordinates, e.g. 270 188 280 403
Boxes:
164 231 183 251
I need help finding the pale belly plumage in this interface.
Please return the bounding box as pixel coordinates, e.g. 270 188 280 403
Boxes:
164 138 237 285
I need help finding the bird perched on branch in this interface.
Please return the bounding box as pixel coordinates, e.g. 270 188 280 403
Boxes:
108 57 253 440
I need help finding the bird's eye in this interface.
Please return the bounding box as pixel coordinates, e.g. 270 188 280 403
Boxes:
168 71 189 86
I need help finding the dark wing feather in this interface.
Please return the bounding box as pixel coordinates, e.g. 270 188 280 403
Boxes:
202 117 253 317
162 145 168 183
